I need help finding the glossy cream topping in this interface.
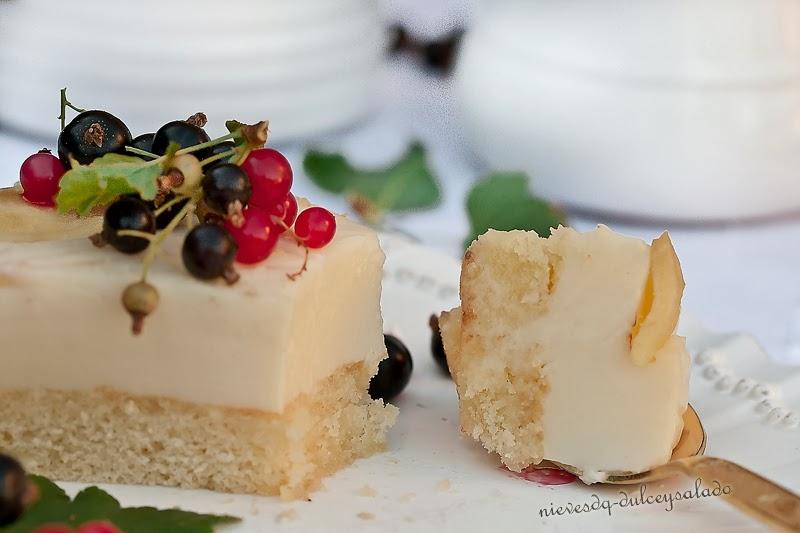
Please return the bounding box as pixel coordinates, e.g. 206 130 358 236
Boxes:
0 214 386 412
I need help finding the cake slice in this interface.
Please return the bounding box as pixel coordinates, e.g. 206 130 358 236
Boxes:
0 190 397 498
439 225 689 482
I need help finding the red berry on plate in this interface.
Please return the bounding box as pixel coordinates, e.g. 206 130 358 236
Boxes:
241 148 293 208
32 525 74 533
76 521 122 533
224 206 280 264
19 151 65 207
266 193 298 231
294 207 336 249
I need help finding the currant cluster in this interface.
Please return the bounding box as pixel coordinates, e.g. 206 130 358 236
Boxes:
19 91 339 334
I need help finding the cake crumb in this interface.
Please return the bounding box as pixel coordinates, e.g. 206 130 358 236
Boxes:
416 403 426 408
358 485 377 497
399 492 416 503
357 512 375 520
275 508 298 523
437 479 451 492
441 417 448 422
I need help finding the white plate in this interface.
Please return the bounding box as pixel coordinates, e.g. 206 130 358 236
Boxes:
54 234 800 532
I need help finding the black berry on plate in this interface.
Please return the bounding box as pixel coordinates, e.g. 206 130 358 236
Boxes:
129 132 155 153
102 197 156 254
429 314 450 376
151 120 211 159
57 110 132 167
369 334 413 402
202 163 252 222
182 223 239 283
0 454 30 526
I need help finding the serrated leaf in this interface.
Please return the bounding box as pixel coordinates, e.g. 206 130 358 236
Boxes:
465 172 566 248
56 154 162 216
303 142 441 220
1 476 240 533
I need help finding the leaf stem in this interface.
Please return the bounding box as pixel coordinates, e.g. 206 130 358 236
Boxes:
58 88 85 130
125 146 159 159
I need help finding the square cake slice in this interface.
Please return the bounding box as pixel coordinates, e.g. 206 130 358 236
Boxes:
0 191 397 498
439 226 689 482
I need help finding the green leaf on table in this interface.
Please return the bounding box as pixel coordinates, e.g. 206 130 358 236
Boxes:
303 142 441 222
464 172 566 248
1 475 240 533
56 153 162 216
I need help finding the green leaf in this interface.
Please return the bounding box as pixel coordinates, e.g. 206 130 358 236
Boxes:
56 154 162 216
1 476 240 533
303 142 441 219
465 172 566 248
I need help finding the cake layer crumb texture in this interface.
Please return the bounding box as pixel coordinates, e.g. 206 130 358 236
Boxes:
440 226 689 480
0 360 397 499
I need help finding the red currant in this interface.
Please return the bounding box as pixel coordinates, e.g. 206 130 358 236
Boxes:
19 151 65 207
266 193 298 231
241 149 293 208
294 207 336 249
32 525 74 533
76 522 122 533
224 206 280 264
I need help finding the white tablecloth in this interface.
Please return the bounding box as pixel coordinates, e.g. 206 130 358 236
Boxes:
2 59 799 364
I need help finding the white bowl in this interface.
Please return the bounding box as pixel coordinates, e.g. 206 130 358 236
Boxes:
0 0 385 142
455 0 800 221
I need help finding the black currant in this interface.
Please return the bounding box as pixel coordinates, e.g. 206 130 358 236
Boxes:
202 164 252 216
204 140 237 168
152 193 190 230
182 223 239 283
429 315 450 376
102 197 156 254
57 110 132 167
151 120 211 160
369 334 413 402
129 132 155 154
0 454 29 526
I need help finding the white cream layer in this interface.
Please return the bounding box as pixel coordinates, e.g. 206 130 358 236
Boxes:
0 215 386 412
536 226 689 478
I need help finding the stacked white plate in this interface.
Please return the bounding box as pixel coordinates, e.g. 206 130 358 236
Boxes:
455 0 800 221
0 0 385 142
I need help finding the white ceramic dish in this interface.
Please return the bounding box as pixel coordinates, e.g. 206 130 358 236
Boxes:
455 0 800 221
0 0 385 142
40 234 799 532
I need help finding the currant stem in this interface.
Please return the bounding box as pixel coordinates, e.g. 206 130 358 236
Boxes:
153 194 191 216
125 146 159 159
116 230 156 241
199 147 238 167
58 88 85 130
287 245 309 282
140 193 199 280
175 132 238 157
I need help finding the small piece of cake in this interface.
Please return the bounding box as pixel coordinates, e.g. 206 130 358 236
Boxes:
0 190 397 499
439 226 689 482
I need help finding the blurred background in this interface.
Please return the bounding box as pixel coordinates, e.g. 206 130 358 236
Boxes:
0 0 798 363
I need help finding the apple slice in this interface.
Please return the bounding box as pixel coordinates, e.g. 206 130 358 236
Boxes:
630 231 685 365
0 187 102 242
